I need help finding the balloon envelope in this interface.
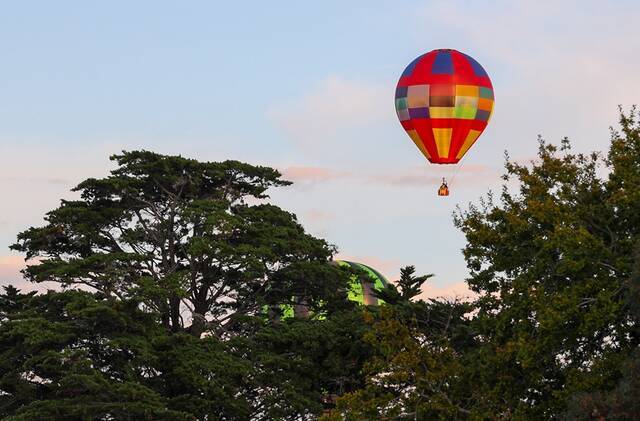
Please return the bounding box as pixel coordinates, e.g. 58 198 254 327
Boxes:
270 260 390 319
395 49 494 164
335 260 389 306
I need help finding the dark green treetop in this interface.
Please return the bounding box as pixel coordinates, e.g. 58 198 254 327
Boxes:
1 286 352 420
11 150 351 336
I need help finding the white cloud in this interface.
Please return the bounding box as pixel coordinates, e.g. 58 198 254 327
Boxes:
268 76 389 147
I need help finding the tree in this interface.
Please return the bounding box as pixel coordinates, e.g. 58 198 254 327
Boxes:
10 151 352 337
450 109 640 417
236 310 377 417
565 245 640 419
3 151 372 419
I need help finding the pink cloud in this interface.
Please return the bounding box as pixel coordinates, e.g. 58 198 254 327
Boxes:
280 166 350 183
420 281 476 301
303 209 335 223
0 255 58 293
279 164 497 187
0 255 26 282
277 163 499 190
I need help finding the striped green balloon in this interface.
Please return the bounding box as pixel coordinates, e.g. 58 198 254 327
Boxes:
270 260 390 320
335 260 389 306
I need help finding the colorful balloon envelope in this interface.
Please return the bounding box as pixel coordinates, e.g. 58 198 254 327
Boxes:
335 260 389 306
264 260 390 320
395 49 494 164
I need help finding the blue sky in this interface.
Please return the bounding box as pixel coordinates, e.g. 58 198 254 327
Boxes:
1 1 639 296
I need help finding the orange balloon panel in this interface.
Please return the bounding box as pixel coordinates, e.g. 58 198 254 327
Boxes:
395 49 494 164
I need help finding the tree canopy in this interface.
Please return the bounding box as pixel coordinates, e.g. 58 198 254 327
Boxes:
10 151 353 337
3 151 369 419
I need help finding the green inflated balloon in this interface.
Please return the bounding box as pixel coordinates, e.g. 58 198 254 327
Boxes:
267 260 390 320
335 260 389 306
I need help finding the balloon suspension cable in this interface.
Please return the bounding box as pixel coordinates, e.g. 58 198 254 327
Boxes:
448 152 470 188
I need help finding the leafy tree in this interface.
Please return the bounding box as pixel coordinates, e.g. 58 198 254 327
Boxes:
565 245 640 419
236 310 376 417
2 151 373 419
375 265 432 305
10 151 352 337
450 109 640 418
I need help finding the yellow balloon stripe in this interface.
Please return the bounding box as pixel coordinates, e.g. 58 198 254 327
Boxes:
429 107 454 118
433 128 452 159
456 129 482 159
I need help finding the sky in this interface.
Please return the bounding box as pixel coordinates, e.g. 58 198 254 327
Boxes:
1 1 639 297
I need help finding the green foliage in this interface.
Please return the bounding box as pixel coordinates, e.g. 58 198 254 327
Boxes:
450 110 640 417
2 151 371 419
0 287 378 420
375 265 432 305
234 311 376 418
0 288 195 420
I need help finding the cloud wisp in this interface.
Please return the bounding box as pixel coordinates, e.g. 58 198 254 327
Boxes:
0 177 69 185
280 163 497 188
302 209 335 223
366 164 496 187
0 255 59 293
420 281 475 301
280 166 351 184
268 76 389 148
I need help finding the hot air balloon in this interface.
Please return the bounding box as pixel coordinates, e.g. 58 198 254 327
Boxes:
337 260 389 306
265 260 390 320
395 49 494 195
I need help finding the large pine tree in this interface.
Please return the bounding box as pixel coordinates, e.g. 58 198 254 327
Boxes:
2 151 372 419
10 151 352 337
